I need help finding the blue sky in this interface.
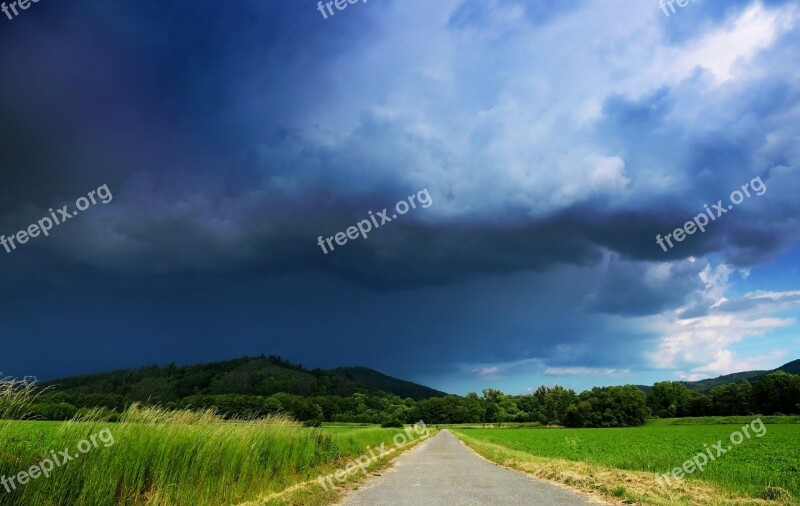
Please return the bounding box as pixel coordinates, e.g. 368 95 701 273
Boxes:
0 0 799 395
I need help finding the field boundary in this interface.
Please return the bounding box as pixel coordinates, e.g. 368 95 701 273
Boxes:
452 431 792 506
236 429 437 506
449 430 613 505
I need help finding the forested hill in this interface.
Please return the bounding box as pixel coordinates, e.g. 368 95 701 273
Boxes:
23 356 800 427
327 366 446 400
41 356 448 402
683 359 800 392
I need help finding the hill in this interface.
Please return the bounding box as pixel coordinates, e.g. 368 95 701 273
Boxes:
330 366 446 400
41 355 448 402
683 359 800 392
19 356 800 424
780 358 800 375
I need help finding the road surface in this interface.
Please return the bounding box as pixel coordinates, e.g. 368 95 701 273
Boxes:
339 430 601 506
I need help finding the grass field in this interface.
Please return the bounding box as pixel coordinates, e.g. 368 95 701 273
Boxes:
645 416 800 426
0 409 428 506
454 420 800 505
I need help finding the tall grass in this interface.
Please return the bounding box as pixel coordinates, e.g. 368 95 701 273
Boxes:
0 404 345 505
2 378 430 505
0 374 38 425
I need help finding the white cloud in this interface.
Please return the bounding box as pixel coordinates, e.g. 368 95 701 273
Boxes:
587 156 631 193
662 2 797 84
543 366 631 377
675 350 787 380
268 0 800 231
474 366 501 379
645 262 800 378
463 357 631 381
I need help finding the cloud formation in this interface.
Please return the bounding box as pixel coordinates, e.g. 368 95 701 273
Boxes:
0 0 798 391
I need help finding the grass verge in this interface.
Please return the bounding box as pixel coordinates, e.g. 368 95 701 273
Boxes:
452 430 796 506
238 425 436 506
1 404 434 506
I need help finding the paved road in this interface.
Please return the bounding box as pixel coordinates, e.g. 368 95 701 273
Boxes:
339 430 600 506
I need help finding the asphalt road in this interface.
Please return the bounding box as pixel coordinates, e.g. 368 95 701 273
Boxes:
339 430 600 506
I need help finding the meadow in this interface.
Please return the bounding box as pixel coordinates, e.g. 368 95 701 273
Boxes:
454 420 800 504
3 376 796 505
0 411 419 506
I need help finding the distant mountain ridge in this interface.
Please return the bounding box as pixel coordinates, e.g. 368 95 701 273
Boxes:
37 357 800 401
682 359 800 392
328 366 445 399
41 356 448 401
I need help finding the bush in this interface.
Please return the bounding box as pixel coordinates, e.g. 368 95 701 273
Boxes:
381 419 403 428
31 402 79 421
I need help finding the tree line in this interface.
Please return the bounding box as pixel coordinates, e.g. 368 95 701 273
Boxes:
26 371 800 427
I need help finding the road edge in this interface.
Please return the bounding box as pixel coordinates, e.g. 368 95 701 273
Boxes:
238 429 440 506
451 430 793 506
447 430 612 505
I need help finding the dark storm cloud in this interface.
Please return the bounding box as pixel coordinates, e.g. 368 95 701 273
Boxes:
594 67 800 267
0 0 798 385
0 0 380 208
2 0 797 291
584 256 705 316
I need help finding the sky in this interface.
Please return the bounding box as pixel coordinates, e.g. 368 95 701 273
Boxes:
1 0 799 395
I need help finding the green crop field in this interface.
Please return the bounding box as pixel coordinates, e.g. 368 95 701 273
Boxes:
0 410 425 506
454 422 800 501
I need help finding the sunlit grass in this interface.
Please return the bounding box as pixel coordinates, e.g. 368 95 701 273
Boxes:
1 398 424 505
455 423 800 502
0 375 38 426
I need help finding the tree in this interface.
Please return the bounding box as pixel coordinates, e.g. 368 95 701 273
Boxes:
753 372 800 415
579 385 648 427
648 382 693 418
541 386 577 425
709 382 752 416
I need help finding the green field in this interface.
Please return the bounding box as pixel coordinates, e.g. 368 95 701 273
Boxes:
0 409 425 506
454 421 800 501
644 416 800 426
